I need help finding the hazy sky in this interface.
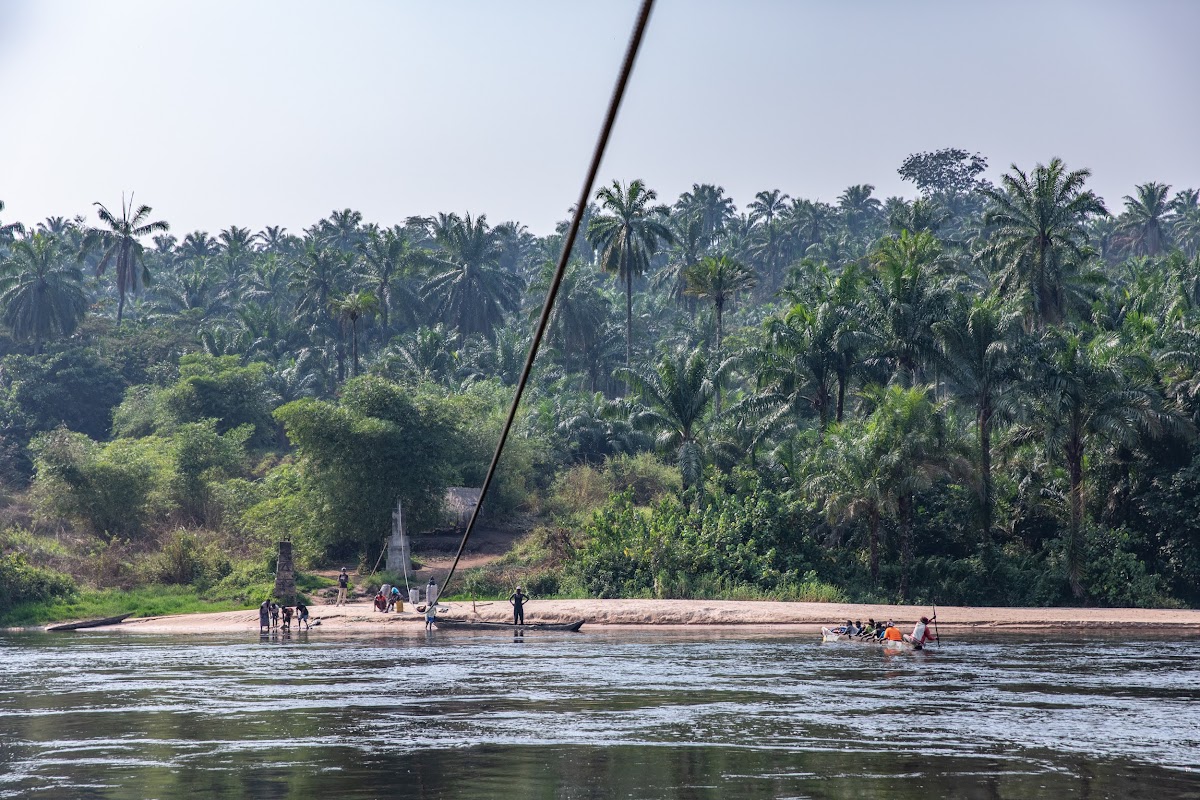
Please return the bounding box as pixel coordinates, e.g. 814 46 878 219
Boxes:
1 1 1197 236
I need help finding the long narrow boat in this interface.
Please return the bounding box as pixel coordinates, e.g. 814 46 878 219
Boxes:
434 619 584 632
45 613 132 632
820 627 924 650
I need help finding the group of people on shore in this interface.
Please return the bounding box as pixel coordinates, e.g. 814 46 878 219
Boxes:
258 599 310 633
831 615 937 646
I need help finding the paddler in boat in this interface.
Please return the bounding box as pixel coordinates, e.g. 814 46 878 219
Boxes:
883 621 903 642
859 619 877 638
903 615 938 647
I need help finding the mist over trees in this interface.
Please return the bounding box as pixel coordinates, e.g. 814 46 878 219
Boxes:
3 148 1200 608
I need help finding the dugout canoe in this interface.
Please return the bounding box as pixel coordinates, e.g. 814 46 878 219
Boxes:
434 619 585 632
820 627 924 650
45 613 132 632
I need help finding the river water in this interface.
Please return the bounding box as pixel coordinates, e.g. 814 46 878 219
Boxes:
0 629 1197 799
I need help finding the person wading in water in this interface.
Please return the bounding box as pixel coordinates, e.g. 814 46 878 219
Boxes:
509 586 529 625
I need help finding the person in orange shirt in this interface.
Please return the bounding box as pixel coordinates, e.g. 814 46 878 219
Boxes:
883 622 903 641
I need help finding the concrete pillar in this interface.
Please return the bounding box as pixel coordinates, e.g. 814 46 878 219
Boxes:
274 540 296 605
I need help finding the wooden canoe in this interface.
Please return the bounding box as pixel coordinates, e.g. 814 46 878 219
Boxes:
819 629 924 650
45 613 132 632
434 619 584 632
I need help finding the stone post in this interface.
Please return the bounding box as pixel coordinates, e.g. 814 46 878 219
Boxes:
274 540 296 605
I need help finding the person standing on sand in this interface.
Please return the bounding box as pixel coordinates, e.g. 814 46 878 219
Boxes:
509 586 529 625
296 600 310 631
425 600 437 631
269 601 280 630
336 568 349 606
259 600 270 633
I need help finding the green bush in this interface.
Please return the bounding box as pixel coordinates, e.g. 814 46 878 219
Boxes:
141 530 233 589
30 428 174 537
0 552 75 613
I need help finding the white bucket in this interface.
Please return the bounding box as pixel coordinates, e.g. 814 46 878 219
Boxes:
409 588 420 606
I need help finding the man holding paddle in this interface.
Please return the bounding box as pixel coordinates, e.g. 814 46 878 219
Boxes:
904 615 938 647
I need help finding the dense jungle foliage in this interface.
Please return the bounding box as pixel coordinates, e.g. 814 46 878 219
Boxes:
3 148 1200 614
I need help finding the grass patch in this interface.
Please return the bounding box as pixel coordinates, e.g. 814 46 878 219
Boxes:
1 584 252 627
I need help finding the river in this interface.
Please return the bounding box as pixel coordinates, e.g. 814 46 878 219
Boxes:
0 629 1197 799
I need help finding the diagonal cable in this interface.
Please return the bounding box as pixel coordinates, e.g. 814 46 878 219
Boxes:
440 0 657 596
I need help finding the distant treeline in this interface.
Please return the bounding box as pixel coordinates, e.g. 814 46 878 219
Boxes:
2 147 1200 608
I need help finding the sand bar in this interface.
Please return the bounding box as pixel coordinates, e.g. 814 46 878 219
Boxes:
29 599 1200 636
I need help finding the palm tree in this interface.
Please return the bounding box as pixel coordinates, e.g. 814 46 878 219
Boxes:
0 234 88 354
1035 330 1179 597
683 254 755 357
786 199 837 252
933 295 1023 547
868 230 957 386
980 159 1107 329
358 225 422 340
838 184 883 239
331 290 379 377
0 200 24 242
84 195 169 322
1118 182 1173 256
620 345 718 490
179 230 219 260
587 180 674 366
814 385 944 593
748 189 790 291
421 213 522 340
654 212 706 310
675 183 736 246
290 244 350 324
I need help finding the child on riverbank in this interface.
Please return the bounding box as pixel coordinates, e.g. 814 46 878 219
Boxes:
424 602 437 631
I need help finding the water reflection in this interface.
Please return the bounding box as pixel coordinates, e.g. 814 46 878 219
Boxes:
0 630 1197 799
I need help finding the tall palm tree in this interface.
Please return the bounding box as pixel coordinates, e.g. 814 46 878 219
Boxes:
290 244 350 324
587 179 674 366
358 225 422 340
0 234 88 354
786 199 837 252
331 290 379 377
748 189 790 291
1035 330 1178 597
1118 182 1173 256
675 183 736 246
84 196 169 322
814 385 944 592
620 345 718 490
421 213 522 340
683 254 755 358
980 159 1107 329
868 230 957 386
933 295 1023 547
838 184 883 239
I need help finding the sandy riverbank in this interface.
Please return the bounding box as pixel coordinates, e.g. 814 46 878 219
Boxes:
42 598 1200 636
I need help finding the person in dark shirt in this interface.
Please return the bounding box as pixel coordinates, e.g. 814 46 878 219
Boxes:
336 568 349 606
296 601 310 631
509 586 529 625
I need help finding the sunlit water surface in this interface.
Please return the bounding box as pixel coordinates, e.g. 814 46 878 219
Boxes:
1 629 1198 799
